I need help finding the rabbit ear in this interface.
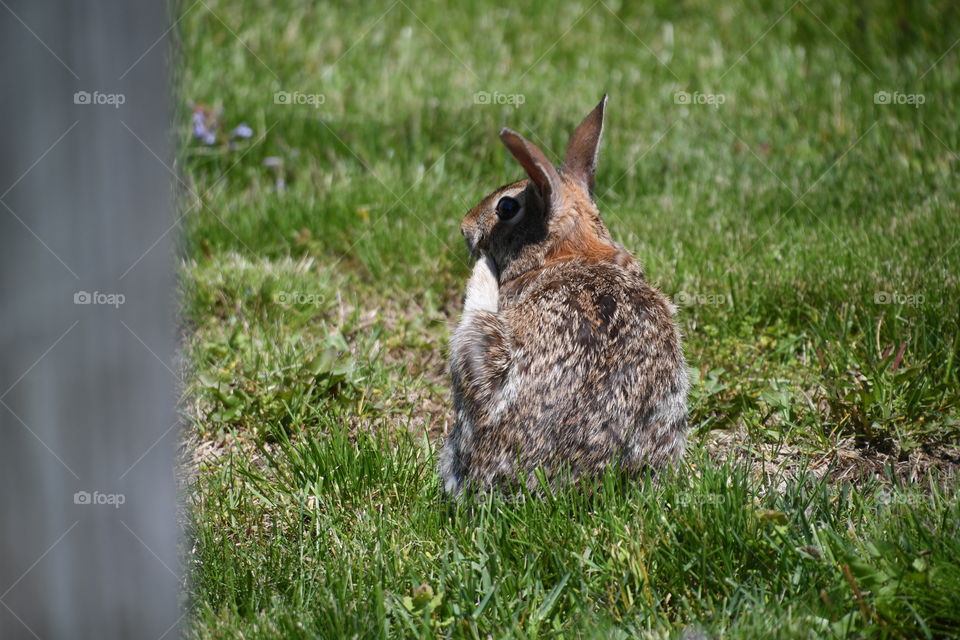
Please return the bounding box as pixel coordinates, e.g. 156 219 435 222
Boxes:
562 94 607 194
500 128 561 205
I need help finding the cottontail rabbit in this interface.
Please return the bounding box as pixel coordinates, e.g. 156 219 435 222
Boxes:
440 96 688 496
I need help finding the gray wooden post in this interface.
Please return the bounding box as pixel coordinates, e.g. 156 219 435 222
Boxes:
0 1 180 638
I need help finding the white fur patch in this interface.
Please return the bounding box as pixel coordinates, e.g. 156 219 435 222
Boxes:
444 474 462 496
463 255 499 313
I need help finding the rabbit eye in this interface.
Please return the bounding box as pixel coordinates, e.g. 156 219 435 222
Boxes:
495 196 521 220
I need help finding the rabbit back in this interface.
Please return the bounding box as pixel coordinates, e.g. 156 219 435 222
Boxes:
442 258 688 493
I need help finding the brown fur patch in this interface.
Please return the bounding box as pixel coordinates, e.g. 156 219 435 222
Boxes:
545 178 620 266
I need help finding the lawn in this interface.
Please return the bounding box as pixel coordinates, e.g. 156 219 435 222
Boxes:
176 1 960 637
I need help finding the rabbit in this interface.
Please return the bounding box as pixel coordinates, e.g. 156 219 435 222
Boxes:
440 95 689 496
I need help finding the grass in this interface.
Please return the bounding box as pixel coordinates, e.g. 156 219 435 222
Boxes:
176 0 960 637
188 426 959 638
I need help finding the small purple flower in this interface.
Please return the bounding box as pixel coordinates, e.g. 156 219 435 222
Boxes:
231 123 253 139
192 110 219 145
192 112 207 138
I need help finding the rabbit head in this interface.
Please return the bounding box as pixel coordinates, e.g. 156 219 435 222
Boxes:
460 95 622 283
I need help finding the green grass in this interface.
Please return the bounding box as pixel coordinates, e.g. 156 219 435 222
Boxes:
177 0 960 636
